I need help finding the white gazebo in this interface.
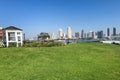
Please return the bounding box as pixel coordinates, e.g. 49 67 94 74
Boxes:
3 26 23 47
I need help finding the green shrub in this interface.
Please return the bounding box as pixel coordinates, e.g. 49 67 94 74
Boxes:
18 43 22 47
0 42 5 48
23 42 40 47
23 41 65 47
54 42 65 46
9 42 17 47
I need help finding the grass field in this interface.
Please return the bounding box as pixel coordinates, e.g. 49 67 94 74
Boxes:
0 42 120 80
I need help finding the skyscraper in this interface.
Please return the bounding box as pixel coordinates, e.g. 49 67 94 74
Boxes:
97 31 103 38
50 32 55 40
107 28 110 37
87 31 94 39
58 28 63 39
67 27 72 39
93 32 98 39
84 33 87 39
75 32 80 39
113 27 116 36
63 33 66 39
81 29 84 38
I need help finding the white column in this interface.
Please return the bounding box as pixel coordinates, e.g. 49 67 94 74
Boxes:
15 31 18 47
21 32 23 46
6 31 9 47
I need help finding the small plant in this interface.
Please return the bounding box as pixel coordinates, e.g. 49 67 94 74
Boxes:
9 42 17 47
0 42 5 48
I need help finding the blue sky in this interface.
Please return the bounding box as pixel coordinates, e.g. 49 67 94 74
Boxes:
0 0 120 39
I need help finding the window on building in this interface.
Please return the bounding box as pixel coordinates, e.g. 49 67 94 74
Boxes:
17 32 21 35
17 36 21 41
8 32 15 41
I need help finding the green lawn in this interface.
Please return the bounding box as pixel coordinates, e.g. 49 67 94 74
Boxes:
0 42 120 80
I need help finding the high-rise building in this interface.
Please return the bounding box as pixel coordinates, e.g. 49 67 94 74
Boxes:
58 28 63 39
97 31 103 38
84 33 87 39
81 29 84 38
52 33 57 39
107 28 110 37
75 32 80 39
63 33 66 39
49 32 55 40
67 27 72 39
113 27 116 36
93 32 98 39
87 31 94 39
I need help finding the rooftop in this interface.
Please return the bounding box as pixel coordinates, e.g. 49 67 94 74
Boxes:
4 26 22 31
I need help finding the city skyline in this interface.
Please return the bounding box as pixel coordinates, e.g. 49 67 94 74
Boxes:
0 0 120 39
56 27 120 39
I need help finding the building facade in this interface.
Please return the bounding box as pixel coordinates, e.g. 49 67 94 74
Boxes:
3 26 23 47
113 27 116 36
58 28 63 39
107 28 110 37
87 31 94 39
97 31 103 38
67 27 72 39
75 32 80 39
81 29 84 38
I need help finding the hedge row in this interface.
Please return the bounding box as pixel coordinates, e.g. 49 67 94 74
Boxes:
23 41 65 47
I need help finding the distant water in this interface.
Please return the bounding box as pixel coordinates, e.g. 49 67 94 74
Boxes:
56 39 100 43
66 39 99 43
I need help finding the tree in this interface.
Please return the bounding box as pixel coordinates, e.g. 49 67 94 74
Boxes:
38 32 50 41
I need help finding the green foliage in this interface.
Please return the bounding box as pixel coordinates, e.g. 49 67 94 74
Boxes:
38 32 50 41
0 42 5 48
0 42 120 80
23 41 65 47
8 42 17 47
18 43 22 47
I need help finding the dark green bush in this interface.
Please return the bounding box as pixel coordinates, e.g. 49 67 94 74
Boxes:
9 42 17 47
23 41 65 47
